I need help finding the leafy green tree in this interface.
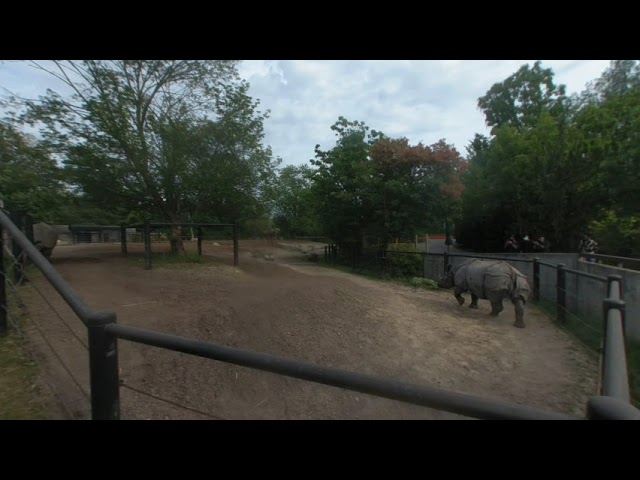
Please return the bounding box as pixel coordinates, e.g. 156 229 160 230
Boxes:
0 121 66 222
478 61 567 133
309 117 381 247
369 137 466 246
271 164 319 237
17 60 277 253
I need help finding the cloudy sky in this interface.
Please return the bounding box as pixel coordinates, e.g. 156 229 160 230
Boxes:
1 60 611 166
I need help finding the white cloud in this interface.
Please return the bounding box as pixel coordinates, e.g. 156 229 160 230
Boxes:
1 59 613 165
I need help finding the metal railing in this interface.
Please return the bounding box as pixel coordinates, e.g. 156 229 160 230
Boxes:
2 209 639 419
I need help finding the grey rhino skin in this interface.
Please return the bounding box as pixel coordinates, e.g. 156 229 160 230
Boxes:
438 259 531 328
32 222 58 260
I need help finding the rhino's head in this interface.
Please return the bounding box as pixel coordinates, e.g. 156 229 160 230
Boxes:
437 263 455 289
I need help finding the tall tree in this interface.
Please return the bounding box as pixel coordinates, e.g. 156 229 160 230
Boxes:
369 137 466 245
17 60 276 253
271 164 319 237
309 117 381 247
0 121 66 221
478 61 567 133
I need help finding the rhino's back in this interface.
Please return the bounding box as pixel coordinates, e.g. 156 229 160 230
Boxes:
455 260 518 297
33 223 58 249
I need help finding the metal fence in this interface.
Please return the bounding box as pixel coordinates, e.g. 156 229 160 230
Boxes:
1 209 639 419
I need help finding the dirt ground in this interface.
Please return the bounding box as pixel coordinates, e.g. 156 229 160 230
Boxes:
21 239 598 420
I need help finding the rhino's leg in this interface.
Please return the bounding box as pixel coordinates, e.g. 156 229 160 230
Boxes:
469 294 479 309
454 286 465 306
512 297 525 328
489 299 504 316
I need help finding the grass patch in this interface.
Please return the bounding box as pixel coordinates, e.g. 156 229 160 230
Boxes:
535 297 602 352
0 333 50 420
626 340 640 408
0 285 52 420
129 252 206 269
402 277 440 290
318 258 443 293
534 297 640 407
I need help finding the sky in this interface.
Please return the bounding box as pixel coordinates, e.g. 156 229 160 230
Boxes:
0 60 612 166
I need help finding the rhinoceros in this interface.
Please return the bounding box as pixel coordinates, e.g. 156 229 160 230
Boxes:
437 259 531 328
32 222 59 260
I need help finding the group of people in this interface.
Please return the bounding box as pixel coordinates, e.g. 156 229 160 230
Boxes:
503 234 550 253
502 233 599 261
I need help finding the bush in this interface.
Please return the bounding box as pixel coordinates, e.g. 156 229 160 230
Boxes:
386 243 423 278
406 277 439 289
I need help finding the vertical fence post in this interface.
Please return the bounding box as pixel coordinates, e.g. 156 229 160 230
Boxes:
197 227 203 257
600 296 629 401
233 224 239 266
87 311 120 420
144 219 151 270
324 245 327 262
556 263 566 324
0 225 6 336
120 224 127 256
443 252 449 275
533 257 540 302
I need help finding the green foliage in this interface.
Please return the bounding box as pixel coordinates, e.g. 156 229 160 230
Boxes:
590 211 640 257
405 276 439 290
460 60 640 253
478 61 567 133
271 164 320 237
386 244 423 278
309 117 465 249
13 61 278 251
0 122 66 222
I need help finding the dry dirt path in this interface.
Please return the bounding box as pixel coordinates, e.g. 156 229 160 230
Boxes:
22 241 597 419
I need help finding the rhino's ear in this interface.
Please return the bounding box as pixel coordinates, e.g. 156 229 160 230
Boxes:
446 263 453 273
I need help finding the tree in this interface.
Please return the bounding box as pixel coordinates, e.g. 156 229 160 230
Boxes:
478 61 567 133
17 60 276 253
369 137 466 245
271 164 319 237
309 117 381 247
0 121 66 222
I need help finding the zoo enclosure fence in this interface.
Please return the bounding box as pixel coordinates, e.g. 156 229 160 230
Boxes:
1 210 638 420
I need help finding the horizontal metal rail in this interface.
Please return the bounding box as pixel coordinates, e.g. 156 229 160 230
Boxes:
537 260 558 268
126 223 234 228
562 267 607 283
69 225 123 231
448 253 533 263
105 324 581 420
0 209 94 322
583 252 640 265
536 260 607 283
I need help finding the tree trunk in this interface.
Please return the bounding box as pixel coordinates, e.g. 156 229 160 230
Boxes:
169 224 185 254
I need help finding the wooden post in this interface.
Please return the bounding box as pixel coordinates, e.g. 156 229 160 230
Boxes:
120 224 127 256
144 219 151 270
233 224 239 266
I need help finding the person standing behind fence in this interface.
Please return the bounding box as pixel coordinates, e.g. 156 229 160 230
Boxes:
533 235 550 253
504 234 519 252
578 234 598 262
